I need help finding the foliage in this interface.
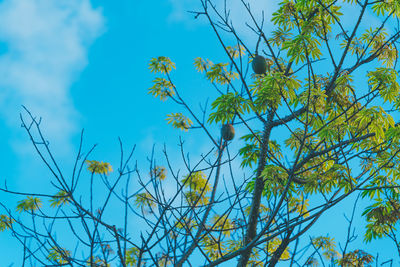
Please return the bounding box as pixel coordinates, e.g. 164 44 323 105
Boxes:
149 56 176 74
166 113 193 131
85 160 113 175
3 0 400 266
16 196 42 213
126 247 139 266
151 166 167 180
148 78 175 101
181 171 211 205
0 214 13 231
49 190 70 207
47 246 71 265
337 250 374 267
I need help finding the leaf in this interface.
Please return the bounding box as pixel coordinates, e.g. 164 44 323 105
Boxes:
181 171 211 205
134 192 156 210
266 237 290 260
16 196 42 213
149 56 176 74
47 246 71 265
126 247 140 266
148 78 175 101
49 190 70 207
86 160 113 175
200 234 226 261
208 92 250 124
205 62 239 85
337 249 374 266
226 44 246 59
166 113 193 131
0 215 13 231
194 57 212 73
151 166 167 180
367 68 400 103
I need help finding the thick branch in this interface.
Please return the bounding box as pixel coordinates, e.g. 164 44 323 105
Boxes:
237 111 275 267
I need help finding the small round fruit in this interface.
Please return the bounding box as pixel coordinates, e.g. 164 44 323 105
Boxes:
252 55 267 75
221 124 235 141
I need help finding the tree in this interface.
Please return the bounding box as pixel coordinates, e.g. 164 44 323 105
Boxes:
2 0 400 266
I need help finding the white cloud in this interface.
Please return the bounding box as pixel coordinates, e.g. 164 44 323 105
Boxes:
0 0 104 155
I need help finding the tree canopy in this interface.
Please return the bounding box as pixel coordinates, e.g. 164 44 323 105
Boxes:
2 0 400 266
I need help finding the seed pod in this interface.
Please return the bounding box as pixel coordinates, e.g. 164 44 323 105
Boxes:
221 123 235 141
252 55 267 75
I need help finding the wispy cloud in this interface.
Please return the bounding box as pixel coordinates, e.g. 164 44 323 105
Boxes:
0 0 104 155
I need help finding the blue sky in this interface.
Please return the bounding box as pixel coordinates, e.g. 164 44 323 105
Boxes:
0 0 398 265
0 0 228 264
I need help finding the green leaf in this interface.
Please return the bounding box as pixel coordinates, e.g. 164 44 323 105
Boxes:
208 92 250 124
149 56 176 74
166 113 193 131
0 215 13 231
126 247 140 266
49 190 70 208
16 196 42 213
148 78 175 101
85 160 113 175
47 246 71 265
